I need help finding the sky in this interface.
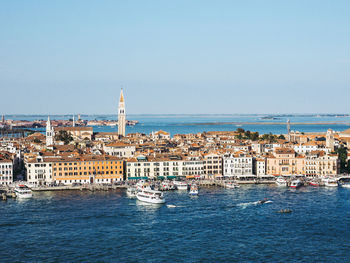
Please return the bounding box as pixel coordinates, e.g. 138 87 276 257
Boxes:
0 0 349 115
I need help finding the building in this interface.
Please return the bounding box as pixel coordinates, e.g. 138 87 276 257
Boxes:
266 148 305 176
54 127 93 140
46 116 54 146
255 158 266 176
151 130 171 140
25 156 53 186
103 142 136 158
52 155 124 184
118 88 126 137
223 153 253 177
203 152 223 178
0 159 13 185
326 129 335 151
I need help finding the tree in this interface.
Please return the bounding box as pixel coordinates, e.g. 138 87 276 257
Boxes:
33 138 41 143
336 146 349 173
251 132 259 141
278 134 286 140
236 128 245 134
55 131 73 145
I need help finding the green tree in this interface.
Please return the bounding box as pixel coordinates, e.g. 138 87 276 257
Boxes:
336 146 349 173
55 131 73 145
236 128 245 134
278 134 286 140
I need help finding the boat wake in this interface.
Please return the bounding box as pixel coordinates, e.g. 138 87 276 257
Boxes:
166 204 184 208
237 200 273 209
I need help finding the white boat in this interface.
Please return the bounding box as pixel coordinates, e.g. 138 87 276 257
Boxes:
136 180 147 190
340 182 350 188
126 186 137 197
276 177 287 187
173 181 188 190
290 179 302 188
225 182 240 189
189 184 199 196
322 177 339 187
136 187 165 204
14 185 33 198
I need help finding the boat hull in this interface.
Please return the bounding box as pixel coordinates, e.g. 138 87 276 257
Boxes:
136 194 165 204
15 192 33 198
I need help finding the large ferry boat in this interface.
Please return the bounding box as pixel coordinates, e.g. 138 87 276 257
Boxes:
14 185 33 199
136 187 165 204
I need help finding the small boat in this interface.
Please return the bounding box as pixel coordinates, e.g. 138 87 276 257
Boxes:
339 182 350 188
290 179 302 188
309 180 320 187
322 177 338 187
258 198 269 204
276 177 287 187
277 209 292 213
173 181 188 190
126 186 137 197
136 187 165 204
189 184 199 196
14 185 32 199
225 181 240 189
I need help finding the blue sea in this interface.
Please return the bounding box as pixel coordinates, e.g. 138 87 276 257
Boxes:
6 114 350 135
1 186 350 262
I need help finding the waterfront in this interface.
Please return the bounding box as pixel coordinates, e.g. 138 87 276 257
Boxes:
1 186 350 262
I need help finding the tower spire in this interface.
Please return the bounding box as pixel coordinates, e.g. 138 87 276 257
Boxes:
118 88 126 137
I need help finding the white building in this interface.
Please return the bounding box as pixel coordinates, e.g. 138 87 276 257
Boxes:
104 142 136 158
118 89 126 137
223 154 253 177
0 159 13 185
25 157 53 186
151 130 171 140
182 156 204 177
255 158 266 176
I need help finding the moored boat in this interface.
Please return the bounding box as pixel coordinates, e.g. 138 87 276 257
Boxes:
126 186 137 197
136 187 165 204
14 185 32 199
309 180 320 187
225 181 240 189
322 177 338 187
276 177 287 187
290 179 302 188
173 181 188 190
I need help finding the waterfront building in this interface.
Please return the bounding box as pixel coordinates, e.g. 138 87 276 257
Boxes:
52 155 124 184
103 142 136 158
255 158 266 176
46 116 54 147
203 152 223 178
25 156 53 186
266 148 305 176
182 156 204 178
316 153 340 176
223 153 253 177
0 159 13 185
118 88 126 137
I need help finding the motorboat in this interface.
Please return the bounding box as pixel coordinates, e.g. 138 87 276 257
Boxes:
258 198 269 204
173 181 188 190
189 184 199 196
126 186 137 197
136 186 165 204
339 182 350 188
290 179 302 188
322 177 339 187
136 180 147 190
225 181 240 189
276 177 287 187
309 180 320 187
14 185 33 199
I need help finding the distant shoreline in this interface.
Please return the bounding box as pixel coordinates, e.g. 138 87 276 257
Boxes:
183 122 350 126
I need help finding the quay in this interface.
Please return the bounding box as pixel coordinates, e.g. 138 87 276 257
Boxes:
30 184 127 192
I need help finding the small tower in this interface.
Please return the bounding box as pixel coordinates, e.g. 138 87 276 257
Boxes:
46 116 54 146
78 114 81 121
72 115 75 127
326 129 335 151
1 114 4 123
118 88 126 137
287 119 291 141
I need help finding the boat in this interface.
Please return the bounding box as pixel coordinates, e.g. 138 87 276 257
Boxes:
14 185 33 198
276 177 287 187
277 209 292 213
126 186 137 197
322 177 339 187
136 186 165 204
189 184 199 196
225 181 240 189
173 181 188 190
290 179 302 188
309 180 320 187
136 180 147 190
258 198 269 204
339 182 350 188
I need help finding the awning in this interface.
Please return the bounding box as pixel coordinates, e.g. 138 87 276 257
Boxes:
167 176 177 179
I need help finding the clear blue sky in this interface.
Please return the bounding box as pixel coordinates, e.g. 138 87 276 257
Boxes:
1 0 349 115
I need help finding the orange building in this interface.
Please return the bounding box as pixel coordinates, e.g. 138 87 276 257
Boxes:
52 155 124 184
